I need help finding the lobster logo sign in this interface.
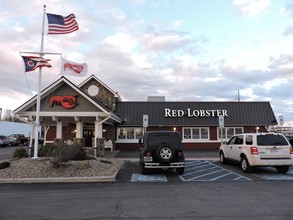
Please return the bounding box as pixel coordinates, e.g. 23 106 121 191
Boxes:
50 96 78 109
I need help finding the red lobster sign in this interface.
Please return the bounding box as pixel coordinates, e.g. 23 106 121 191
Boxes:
49 95 78 109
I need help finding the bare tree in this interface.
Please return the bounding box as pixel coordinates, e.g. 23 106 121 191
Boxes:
2 109 14 122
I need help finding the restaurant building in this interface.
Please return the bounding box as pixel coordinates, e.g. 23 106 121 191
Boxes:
14 75 278 151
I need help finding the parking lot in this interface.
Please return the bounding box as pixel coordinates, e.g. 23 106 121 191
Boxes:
1 147 293 183
119 160 293 183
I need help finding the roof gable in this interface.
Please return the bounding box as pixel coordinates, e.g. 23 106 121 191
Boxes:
78 75 121 101
14 76 110 115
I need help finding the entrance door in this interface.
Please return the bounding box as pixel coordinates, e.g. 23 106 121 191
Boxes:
84 130 93 147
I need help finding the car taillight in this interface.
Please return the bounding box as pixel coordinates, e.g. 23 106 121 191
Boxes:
178 151 183 158
250 147 258 155
146 152 151 157
290 147 293 155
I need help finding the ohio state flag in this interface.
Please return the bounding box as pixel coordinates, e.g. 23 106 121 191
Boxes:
22 56 52 72
60 57 87 77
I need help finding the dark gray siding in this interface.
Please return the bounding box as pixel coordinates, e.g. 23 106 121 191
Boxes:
115 101 277 126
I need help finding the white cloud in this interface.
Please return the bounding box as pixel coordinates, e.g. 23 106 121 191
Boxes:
173 20 183 27
104 32 137 52
203 77 223 83
130 53 152 69
142 31 193 52
233 0 271 17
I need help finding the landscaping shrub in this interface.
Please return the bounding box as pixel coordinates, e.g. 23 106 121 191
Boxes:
13 148 29 158
0 161 10 169
38 145 59 157
51 144 87 168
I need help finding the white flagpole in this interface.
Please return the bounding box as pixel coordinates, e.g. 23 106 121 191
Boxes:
33 5 46 159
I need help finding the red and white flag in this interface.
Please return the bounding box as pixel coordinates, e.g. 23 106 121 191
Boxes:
60 57 87 77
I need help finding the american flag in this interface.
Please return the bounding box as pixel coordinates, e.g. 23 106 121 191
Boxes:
21 56 52 72
46 13 79 35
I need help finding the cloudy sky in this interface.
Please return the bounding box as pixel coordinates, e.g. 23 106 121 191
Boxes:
0 0 293 125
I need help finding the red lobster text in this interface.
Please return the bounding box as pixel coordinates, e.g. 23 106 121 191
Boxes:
50 96 77 109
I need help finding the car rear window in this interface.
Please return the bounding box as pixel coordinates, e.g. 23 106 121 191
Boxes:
257 134 289 146
147 133 181 148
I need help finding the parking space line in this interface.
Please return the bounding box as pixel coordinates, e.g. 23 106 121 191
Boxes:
182 166 218 177
185 165 216 175
184 161 207 168
188 169 224 181
180 160 252 182
210 172 233 181
209 161 252 181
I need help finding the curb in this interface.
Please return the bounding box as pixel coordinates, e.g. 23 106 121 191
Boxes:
0 176 116 184
0 160 122 184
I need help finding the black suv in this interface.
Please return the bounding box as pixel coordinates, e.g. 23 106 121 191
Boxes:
139 131 185 175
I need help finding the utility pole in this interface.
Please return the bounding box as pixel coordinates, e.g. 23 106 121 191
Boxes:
238 89 240 102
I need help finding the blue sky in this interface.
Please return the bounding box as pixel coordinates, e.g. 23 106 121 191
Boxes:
0 0 293 126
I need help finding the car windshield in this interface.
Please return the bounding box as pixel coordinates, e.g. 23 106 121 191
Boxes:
257 134 288 146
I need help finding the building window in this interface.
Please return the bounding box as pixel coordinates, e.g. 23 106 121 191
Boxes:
135 128 143 139
246 135 253 145
218 127 244 140
117 127 143 141
127 128 134 139
118 128 126 139
183 127 209 140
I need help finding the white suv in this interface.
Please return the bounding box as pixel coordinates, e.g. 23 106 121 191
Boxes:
219 133 293 173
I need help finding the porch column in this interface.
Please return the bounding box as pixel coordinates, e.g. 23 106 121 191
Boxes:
74 121 85 145
76 121 83 138
94 118 104 157
94 120 103 139
56 121 62 138
54 121 63 145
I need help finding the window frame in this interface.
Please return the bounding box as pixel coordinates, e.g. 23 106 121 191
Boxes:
183 127 210 141
117 127 143 142
217 127 244 141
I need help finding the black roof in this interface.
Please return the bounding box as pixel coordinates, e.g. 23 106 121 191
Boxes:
115 101 277 127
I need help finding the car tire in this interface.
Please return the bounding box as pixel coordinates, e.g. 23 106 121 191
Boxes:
241 156 253 173
23 141 28 146
156 146 174 163
219 151 227 164
176 167 184 175
276 166 289 173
